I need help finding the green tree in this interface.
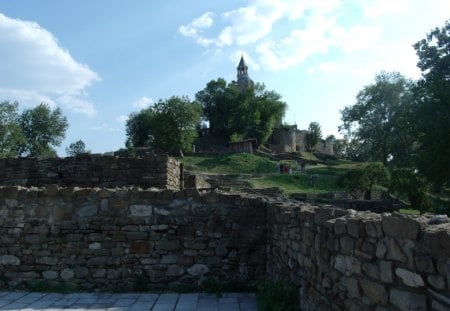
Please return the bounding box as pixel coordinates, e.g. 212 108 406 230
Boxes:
340 72 415 165
305 122 322 159
19 103 68 157
390 168 430 213
196 79 286 144
364 162 390 198
413 20 450 188
0 101 25 157
66 140 90 157
126 96 201 152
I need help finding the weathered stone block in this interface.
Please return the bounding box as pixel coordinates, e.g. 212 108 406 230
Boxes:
390 289 426 311
382 214 420 240
42 270 58 279
130 204 152 217
379 261 393 283
60 268 74 280
187 264 209 277
395 268 424 287
166 265 184 276
423 223 450 257
347 277 360 299
77 204 97 217
0 255 20 265
360 279 387 305
340 236 355 254
161 255 178 264
414 255 435 273
427 274 446 290
334 255 361 276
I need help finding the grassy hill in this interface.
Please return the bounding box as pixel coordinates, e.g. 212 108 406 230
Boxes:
181 153 362 195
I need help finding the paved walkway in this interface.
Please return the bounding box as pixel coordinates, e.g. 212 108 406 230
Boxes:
0 291 257 311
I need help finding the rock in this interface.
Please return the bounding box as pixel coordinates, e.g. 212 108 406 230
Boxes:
187 264 210 277
429 215 449 225
379 261 393 283
395 268 424 287
340 236 354 254
386 238 407 263
0 255 20 265
334 255 361 276
382 213 420 240
360 279 387 305
166 265 184 276
89 242 101 250
42 270 58 279
427 274 446 290
414 256 435 273
60 268 74 280
161 255 178 264
35 257 58 265
77 204 97 217
390 289 426 311
423 223 450 257
346 277 360 299
130 204 152 217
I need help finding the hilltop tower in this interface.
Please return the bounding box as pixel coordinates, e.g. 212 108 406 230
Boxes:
236 54 254 90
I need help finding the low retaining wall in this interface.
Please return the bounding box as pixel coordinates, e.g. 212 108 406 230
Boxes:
0 155 181 190
0 186 449 310
267 204 450 310
0 186 267 291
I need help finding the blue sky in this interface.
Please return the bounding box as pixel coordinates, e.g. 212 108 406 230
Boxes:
0 0 449 155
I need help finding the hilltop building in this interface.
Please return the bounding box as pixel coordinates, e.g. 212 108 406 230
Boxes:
236 55 254 90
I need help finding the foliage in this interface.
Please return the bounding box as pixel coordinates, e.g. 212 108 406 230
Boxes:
338 163 389 199
413 20 450 188
340 71 415 165
229 132 244 142
196 79 286 144
256 281 299 311
389 168 430 213
19 103 68 157
0 101 25 157
305 121 322 152
338 168 369 199
126 96 201 152
65 140 90 157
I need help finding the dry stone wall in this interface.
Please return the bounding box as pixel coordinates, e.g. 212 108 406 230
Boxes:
0 184 449 310
267 203 450 311
0 186 267 291
0 155 180 190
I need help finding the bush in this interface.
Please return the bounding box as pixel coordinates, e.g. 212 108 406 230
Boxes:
389 168 430 213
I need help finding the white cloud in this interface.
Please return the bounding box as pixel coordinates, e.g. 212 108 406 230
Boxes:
116 115 129 124
0 13 99 116
350 42 421 79
179 12 215 46
319 62 337 73
90 123 118 132
363 0 409 19
133 96 153 109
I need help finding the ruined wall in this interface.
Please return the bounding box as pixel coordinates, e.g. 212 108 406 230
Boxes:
1 185 449 310
267 204 450 311
0 155 180 190
0 186 267 291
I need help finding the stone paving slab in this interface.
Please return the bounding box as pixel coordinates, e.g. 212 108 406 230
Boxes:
0 292 257 311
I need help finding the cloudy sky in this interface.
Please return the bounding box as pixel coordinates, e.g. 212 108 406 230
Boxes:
0 0 448 154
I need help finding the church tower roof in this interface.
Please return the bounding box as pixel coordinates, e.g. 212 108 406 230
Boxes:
236 54 253 90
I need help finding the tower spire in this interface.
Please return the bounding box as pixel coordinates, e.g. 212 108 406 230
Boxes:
236 53 253 90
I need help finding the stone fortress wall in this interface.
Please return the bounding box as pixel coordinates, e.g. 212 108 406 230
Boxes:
270 125 334 155
0 155 449 310
0 155 181 190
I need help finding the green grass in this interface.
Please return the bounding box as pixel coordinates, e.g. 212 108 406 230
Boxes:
182 153 276 174
249 172 344 195
181 153 361 195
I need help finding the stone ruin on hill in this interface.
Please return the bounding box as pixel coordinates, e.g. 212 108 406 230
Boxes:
0 155 449 310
